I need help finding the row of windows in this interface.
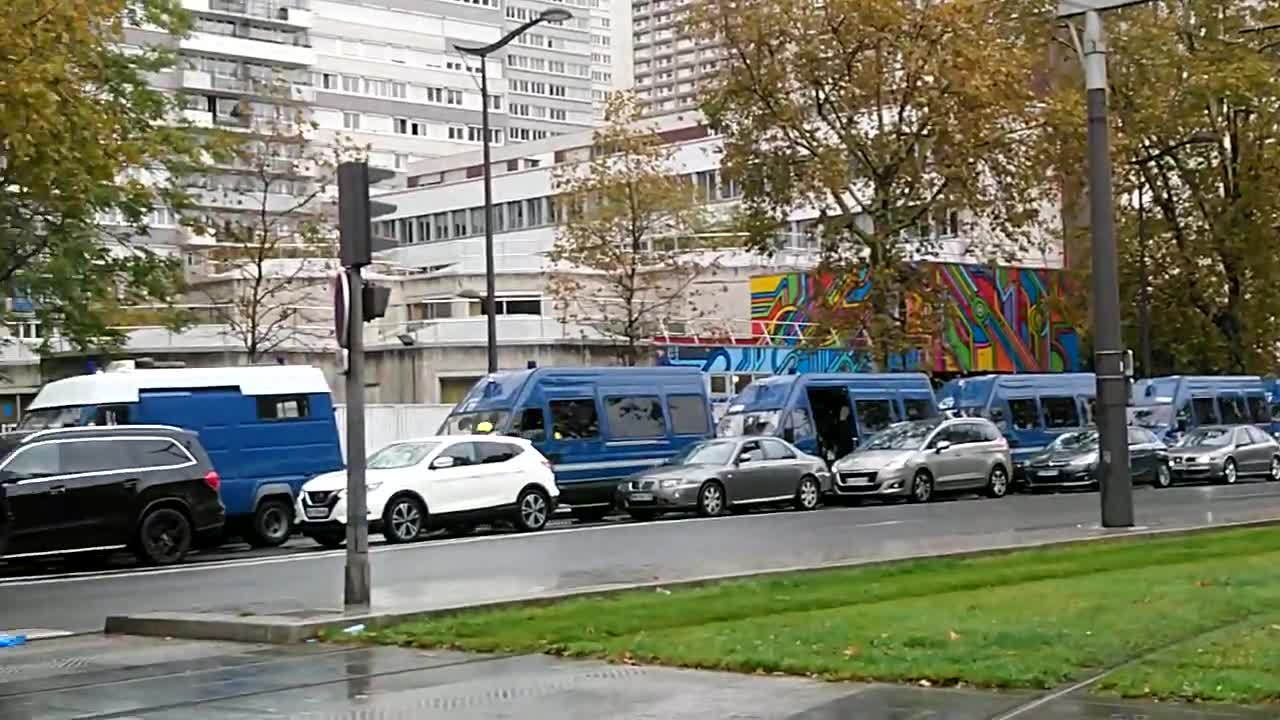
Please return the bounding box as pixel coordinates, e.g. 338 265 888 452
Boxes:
508 126 560 143
383 169 742 246
509 103 570 121
510 394 710 441
504 5 591 29
507 79 590 102
341 112 503 144
506 53 591 78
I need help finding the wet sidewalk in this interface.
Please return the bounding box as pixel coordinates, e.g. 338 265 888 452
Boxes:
1 635 1272 720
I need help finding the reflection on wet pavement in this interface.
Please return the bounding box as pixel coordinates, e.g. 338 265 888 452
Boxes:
0 636 1272 720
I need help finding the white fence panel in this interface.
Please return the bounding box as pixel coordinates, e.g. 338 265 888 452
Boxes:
333 403 454 460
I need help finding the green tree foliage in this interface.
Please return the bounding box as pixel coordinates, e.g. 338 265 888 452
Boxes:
1091 1 1280 374
548 93 715 366
689 0 1061 361
0 0 205 350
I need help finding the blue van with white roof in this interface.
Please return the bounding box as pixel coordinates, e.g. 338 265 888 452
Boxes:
19 364 342 547
717 373 938 463
1130 375 1270 441
936 373 1096 477
440 367 715 521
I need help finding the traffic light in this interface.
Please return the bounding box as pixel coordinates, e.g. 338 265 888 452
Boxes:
337 161 398 268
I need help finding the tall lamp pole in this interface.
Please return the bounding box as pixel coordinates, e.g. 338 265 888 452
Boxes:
456 7 574 373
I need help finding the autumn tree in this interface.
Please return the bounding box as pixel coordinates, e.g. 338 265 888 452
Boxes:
1088 1 1280 374
548 93 716 366
690 0 1061 363
192 98 353 362
0 0 206 350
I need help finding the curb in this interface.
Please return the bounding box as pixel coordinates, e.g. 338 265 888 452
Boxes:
104 516 1280 644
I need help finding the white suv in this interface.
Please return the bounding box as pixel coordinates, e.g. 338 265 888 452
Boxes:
295 435 559 547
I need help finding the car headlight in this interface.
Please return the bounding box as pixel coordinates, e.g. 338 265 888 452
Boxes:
660 479 679 489
1069 452 1098 470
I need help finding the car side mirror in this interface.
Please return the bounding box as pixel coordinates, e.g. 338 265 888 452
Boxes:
737 452 753 464
430 456 456 469
934 440 952 453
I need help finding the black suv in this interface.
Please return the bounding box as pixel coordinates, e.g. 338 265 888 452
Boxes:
0 426 225 565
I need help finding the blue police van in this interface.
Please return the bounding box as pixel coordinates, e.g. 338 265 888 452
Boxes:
1130 375 1270 441
19 365 342 547
717 373 938 463
440 367 715 521
936 373 1097 476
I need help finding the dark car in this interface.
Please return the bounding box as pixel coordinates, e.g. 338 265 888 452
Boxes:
1024 426 1170 490
0 425 225 566
616 437 831 520
1166 425 1280 485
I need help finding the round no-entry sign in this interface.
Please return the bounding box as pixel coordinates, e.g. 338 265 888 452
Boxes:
332 271 350 349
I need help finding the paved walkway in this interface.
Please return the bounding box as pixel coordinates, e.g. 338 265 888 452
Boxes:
0 635 1270 720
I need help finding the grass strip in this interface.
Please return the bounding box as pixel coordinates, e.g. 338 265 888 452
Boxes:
365 526 1280 702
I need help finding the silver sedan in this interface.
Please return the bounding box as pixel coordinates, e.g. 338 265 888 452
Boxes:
616 437 832 520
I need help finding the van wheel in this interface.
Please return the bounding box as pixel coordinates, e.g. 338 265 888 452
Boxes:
794 475 821 511
382 495 426 543
246 498 294 548
515 488 551 532
909 470 934 504
984 465 1010 498
135 508 193 565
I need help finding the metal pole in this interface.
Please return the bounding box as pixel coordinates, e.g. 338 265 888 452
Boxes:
480 59 498 374
1137 183 1152 377
1083 10 1134 528
344 264 371 609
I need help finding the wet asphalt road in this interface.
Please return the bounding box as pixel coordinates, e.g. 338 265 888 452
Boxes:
4 481 1280 634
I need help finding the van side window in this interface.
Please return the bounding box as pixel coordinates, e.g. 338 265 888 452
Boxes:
1007 399 1040 430
903 398 931 421
854 399 893 434
1192 397 1219 425
787 408 815 440
1248 396 1269 424
549 399 599 440
605 396 666 439
1219 395 1248 425
1041 397 1079 428
257 395 310 421
512 407 546 441
667 395 709 435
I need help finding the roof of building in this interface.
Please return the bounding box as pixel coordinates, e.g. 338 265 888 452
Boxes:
29 365 332 410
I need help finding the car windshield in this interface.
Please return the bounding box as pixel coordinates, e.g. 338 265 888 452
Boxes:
717 410 780 437
860 420 940 450
1129 404 1172 429
1049 430 1099 451
667 440 737 466
1178 428 1233 447
367 441 440 469
441 410 509 435
18 406 86 430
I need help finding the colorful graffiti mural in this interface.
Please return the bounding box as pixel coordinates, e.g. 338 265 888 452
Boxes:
727 264 1080 374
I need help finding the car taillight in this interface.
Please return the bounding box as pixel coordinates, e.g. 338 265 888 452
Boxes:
204 470 221 492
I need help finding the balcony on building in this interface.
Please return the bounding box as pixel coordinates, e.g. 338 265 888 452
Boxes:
181 17 315 67
182 0 314 29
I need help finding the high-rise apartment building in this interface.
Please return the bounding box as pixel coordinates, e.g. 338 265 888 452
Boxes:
630 0 717 115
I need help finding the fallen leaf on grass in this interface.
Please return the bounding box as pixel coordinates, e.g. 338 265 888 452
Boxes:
843 646 861 658
948 630 961 642
1197 579 1213 588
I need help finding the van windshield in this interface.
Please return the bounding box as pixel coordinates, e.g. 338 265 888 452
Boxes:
717 410 779 437
18 407 86 430
441 410 510 435
1129 404 1172 429
368 441 440 469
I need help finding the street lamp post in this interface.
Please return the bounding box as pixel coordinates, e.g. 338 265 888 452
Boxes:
456 8 574 374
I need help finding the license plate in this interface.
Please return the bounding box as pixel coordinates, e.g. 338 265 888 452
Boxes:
305 507 329 519
630 492 654 502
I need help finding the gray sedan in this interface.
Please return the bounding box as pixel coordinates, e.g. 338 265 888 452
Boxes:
616 437 831 520
1167 425 1280 485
